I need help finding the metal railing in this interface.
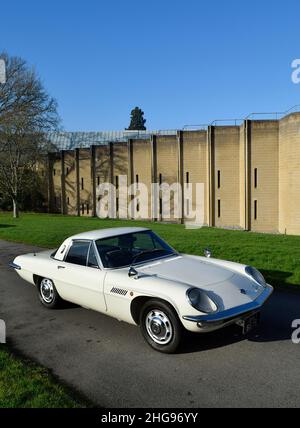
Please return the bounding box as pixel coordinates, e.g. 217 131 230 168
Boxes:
46 129 178 151
47 105 300 151
245 104 300 120
210 118 244 126
182 124 208 130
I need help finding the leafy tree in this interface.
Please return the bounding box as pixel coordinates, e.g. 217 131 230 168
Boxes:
126 107 146 130
0 52 60 217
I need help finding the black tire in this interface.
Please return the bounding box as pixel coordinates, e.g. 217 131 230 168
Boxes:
38 278 61 309
139 299 182 353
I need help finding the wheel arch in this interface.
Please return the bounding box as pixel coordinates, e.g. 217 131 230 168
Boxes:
33 274 42 287
130 295 182 326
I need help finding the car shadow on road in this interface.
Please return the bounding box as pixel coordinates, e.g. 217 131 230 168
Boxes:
261 269 295 290
178 289 300 354
57 301 79 310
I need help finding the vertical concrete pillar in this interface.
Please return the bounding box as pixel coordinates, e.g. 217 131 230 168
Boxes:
151 135 158 221
91 145 97 217
109 143 114 183
75 148 80 216
244 120 252 231
60 150 67 215
109 142 115 217
177 130 184 224
47 153 54 213
128 139 134 219
207 126 215 226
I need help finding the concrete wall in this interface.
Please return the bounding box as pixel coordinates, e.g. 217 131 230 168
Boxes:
279 113 300 235
239 123 246 230
52 154 62 212
250 121 279 233
213 126 241 229
78 148 92 216
64 150 77 216
132 139 152 219
182 131 208 225
156 135 178 221
113 142 128 219
47 112 300 235
95 145 111 185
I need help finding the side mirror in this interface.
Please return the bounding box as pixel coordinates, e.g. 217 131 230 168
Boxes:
128 266 138 278
204 248 212 258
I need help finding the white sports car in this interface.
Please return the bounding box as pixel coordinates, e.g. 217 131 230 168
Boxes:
10 227 273 353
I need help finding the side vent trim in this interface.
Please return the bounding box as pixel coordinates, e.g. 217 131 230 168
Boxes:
111 287 128 296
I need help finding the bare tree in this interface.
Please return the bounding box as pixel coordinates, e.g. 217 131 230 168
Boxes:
0 52 60 217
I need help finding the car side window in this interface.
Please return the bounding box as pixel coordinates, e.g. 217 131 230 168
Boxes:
65 241 90 266
87 244 99 268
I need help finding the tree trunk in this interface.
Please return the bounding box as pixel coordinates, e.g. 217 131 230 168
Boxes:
12 199 19 218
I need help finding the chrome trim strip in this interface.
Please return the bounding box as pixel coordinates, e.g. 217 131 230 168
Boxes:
9 262 21 270
183 284 273 323
92 240 104 270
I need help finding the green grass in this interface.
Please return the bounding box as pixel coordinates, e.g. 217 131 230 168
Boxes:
0 346 89 408
0 212 300 289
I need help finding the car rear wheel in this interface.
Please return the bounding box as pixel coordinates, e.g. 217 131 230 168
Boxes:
38 278 61 309
140 299 182 353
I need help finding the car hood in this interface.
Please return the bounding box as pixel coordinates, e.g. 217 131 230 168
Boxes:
139 254 264 308
140 254 235 287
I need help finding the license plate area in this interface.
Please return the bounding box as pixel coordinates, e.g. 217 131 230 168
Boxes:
237 312 260 335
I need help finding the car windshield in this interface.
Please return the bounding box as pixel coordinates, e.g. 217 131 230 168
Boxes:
95 230 177 268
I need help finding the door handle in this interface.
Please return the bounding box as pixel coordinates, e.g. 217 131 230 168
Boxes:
57 266 66 269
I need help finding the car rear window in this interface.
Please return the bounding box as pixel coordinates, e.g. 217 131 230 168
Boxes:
65 241 90 266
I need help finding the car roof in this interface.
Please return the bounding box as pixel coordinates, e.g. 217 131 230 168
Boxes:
69 227 150 241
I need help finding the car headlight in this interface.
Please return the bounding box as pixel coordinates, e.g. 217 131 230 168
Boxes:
187 288 218 313
245 266 266 287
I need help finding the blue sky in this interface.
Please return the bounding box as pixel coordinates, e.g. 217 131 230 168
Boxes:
1 0 299 130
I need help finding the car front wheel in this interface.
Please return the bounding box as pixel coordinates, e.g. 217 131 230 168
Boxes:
38 278 61 309
140 299 182 353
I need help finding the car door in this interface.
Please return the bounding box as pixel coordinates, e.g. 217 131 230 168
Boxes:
54 240 107 313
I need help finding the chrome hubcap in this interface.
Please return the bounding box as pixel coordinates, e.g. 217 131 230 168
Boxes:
145 310 173 345
40 279 54 303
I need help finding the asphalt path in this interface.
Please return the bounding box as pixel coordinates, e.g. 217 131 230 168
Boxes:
1 239 300 408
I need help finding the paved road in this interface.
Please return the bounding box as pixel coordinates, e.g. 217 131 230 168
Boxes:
1 239 300 408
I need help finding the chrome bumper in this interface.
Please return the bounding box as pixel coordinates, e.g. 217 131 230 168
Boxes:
183 284 273 324
8 262 21 270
